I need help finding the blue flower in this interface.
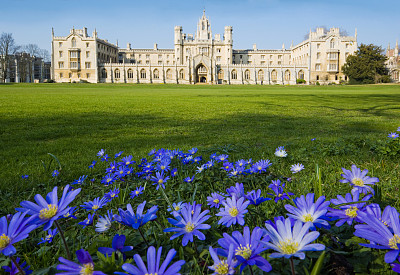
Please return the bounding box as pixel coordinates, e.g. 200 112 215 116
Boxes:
101 154 110 162
274 146 288 157
62 206 77 219
17 184 81 231
209 245 237 275
218 226 271 273
285 193 330 229
221 162 234 172
115 151 124 158
151 172 170 190
183 175 195 183
2 257 32 275
167 202 185 214
235 159 247 168
38 228 58 245
264 218 325 259
130 186 144 199
78 213 94 229
81 197 108 212
388 132 399 139
290 163 304 173
267 180 294 202
188 147 198 155
250 159 272 174
340 164 379 194
326 189 372 227
72 175 87 185
98 234 133 259
95 210 114 233
164 202 211 246
101 173 115 185
104 188 120 201
357 203 392 228
97 149 105 157
0 213 37 256
205 160 215 168
115 166 128 178
207 192 226 208
354 206 400 263
106 161 118 173
88 161 97 169
57 249 106 274
216 195 250 227
21 175 29 179
217 154 229 162
115 246 185 275
245 189 270 206
170 168 178 177
52 170 60 177
265 216 296 231
226 183 245 199
115 201 158 229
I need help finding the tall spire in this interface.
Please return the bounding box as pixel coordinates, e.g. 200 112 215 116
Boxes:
396 39 399 49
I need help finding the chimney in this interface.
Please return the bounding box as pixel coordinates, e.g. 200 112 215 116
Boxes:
127 43 131 50
154 43 158 50
253 44 257 50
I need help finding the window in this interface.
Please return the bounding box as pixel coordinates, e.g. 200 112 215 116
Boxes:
216 56 221 62
330 40 335 48
317 43 320 49
60 73 63 78
70 62 78 68
70 51 78 58
271 70 277 81
71 38 76 47
217 48 221 53
140 69 146 79
261 55 265 60
59 51 63 58
329 64 337 71
298 70 305 80
59 42 63 47
146 54 150 59
244 70 250 80
166 69 172 79
146 60 149 65
86 51 90 58
114 69 120 79
166 61 169 65
86 73 90 78
315 64 321 71
77 73 81 78
284 70 291 81
346 43 349 49
69 73 72 78
316 75 319 80
127 69 134 79
138 60 142 64
317 52 320 59
261 61 265 64
278 55 282 60
153 69 159 79
85 62 91 69
231 70 237 80
258 70 264 81
335 75 338 80
101 69 107 78
158 54 162 59
158 61 162 65
278 61 281 65
269 61 273 65
270 55 273 59
218 69 224 80
86 43 89 48
179 69 184 79
58 62 64 68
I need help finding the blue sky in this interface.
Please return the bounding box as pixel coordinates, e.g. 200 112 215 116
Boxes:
1 0 399 52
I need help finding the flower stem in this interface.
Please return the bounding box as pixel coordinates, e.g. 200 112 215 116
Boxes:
54 220 71 260
10 256 25 275
138 227 149 248
249 265 254 275
290 257 296 275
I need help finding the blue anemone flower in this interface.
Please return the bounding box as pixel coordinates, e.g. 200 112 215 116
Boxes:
21 175 29 179
183 175 195 183
38 228 58 245
274 146 288 157
72 175 87 185
81 197 108 212
120 155 135 166
285 193 330 229
290 163 304 173
52 170 60 177
151 172 170 190
226 183 245 199
388 132 399 139
97 149 105 157
78 213 94 229
101 154 110 162
264 218 325 259
245 189 270 206
17 184 81 231
115 151 124 158
207 192 226 208
131 186 144 199
115 201 158 229
2 257 32 275
217 154 229 162
62 206 77 219
209 244 237 275
340 164 379 194
170 168 178 177
0 213 37 256
95 210 114 233
57 249 106 274
217 226 272 273
250 159 272 174
167 202 185 214
164 202 211 246
101 173 115 185
115 246 185 275
98 234 133 259
267 180 294 202
104 188 120 201
216 195 250 227
88 161 97 169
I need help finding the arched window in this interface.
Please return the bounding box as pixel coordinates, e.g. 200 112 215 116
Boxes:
258 70 264 81
140 69 146 79
231 70 237 80
298 70 305 80
166 69 172 80
284 70 291 81
316 75 319 81
271 70 277 81
71 38 76 47
330 39 335 49
101 68 107 78
127 69 134 79
218 69 224 80
179 69 184 79
244 69 250 80
153 69 159 79
114 69 120 79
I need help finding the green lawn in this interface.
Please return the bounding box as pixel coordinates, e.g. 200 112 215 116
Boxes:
0 83 399 212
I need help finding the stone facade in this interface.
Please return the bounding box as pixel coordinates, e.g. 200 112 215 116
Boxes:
52 11 357 85
1 53 50 83
386 41 400 83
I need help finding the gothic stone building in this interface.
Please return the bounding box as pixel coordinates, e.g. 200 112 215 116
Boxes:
386 41 400 83
51 12 358 85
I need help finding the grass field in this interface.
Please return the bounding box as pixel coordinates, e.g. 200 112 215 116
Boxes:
0 83 399 213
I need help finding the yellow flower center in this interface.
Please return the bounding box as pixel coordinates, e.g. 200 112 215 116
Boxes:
235 244 252 260
258 166 262 170
303 214 314 222
106 178 112 182
345 206 358 218
174 206 180 211
136 191 140 194
39 204 58 220
214 260 229 274
0 234 11 249
161 165 165 169
229 207 239 217
64 213 70 218
389 234 400 249
92 205 99 210
278 239 299 254
158 179 163 184
120 170 124 174
351 178 364 187
80 263 94 275
45 234 53 240
185 222 195 232
213 199 220 204
111 194 116 197
145 273 159 275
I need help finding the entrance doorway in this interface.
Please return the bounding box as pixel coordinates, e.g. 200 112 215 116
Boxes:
196 64 207 83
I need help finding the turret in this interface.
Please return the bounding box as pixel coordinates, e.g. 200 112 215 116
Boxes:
174 26 182 44
224 26 233 44
196 11 212 40
395 40 399 56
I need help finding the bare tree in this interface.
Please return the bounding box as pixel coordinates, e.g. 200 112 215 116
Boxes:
23 44 41 56
0 33 20 83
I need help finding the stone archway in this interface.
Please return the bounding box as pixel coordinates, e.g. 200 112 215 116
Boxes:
196 64 207 83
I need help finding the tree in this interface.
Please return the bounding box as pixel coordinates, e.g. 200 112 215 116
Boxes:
0 33 20 83
342 43 390 84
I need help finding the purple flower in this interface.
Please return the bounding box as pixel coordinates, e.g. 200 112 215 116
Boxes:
164 202 211 246
98 234 133 259
209 245 237 275
183 175 195 183
250 159 272 173
226 183 245 199
104 188 120 201
57 249 106 274
115 151 124 158
95 210 114 233
217 154 229 162
101 173 115 185
207 192 226 208
340 164 379 194
52 170 60 177
221 162 234 172
38 228 58 245
388 132 399 139
17 184 81 230
81 197 108 212
131 186 144 199
2 257 32 275
88 161 97 169
170 168 178 177
274 146 287 157
115 246 185 275
151 172 170 190
72 175 87 185
78 213 94 229
97 149 105 157
120 155 135 166
167 202 184 214
267 180 294 202
216 195 250 227
101 154 110 162
115 201 158 229
245 189 270 206
106 161 118 173
290 163 304 173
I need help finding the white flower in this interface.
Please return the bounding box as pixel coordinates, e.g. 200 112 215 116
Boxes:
290 163 304 174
